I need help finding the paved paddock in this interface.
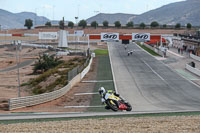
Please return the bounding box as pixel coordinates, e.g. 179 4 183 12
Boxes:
108 42 200 112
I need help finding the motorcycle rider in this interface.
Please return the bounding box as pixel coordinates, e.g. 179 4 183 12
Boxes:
98 87 120 109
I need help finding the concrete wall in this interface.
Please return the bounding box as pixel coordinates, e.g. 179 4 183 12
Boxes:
185 63 200 77
190 53 200 62
143 43 163 57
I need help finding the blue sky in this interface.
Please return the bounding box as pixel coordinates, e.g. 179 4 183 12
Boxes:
0 0 184 22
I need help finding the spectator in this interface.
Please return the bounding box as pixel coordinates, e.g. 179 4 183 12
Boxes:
178 48 180 54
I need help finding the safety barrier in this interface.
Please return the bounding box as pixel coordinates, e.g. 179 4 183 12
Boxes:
190 53 200 62
143 43 163 57
8 56 93 110
185 63 200 77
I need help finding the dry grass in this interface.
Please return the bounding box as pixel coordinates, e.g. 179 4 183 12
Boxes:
1 115 200 133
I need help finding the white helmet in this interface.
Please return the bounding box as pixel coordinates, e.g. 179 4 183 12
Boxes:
99 87 105 95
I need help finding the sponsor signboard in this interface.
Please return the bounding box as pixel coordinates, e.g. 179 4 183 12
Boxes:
39 32 58 40
74 30 84 36
101 33 119 41
132 33 150 41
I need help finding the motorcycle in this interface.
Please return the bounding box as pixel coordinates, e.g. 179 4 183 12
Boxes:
104 93 132 112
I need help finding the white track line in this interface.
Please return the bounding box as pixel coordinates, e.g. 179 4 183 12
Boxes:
142 60 165 81
75 92 99 96
81 80 113 83
135 42 200 88
64 106 104 108
108 43 118 93
167 50 184 58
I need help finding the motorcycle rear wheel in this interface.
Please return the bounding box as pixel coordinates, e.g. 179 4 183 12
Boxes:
125 102 132 111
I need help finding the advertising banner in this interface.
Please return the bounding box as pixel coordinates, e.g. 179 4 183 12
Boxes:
39 32 58 40
132 33 150 41
74 30 84 36
101 33 119 41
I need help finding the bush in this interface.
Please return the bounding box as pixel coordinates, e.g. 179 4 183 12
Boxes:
33 54 63 74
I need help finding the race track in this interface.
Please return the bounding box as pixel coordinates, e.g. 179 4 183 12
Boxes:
109 42 200 112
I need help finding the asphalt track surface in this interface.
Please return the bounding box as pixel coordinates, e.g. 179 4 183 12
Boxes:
2 42 200 120
108 42 200 112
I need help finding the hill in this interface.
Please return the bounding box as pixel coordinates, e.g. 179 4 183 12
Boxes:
86 0 200 26
132 0 200 26
0 9 49 29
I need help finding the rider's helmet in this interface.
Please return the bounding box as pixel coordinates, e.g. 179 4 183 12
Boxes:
99 87 106 95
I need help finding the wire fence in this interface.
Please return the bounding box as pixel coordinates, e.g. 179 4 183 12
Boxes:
67 57 90 81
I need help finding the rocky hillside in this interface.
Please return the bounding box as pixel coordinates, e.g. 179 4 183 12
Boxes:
87 0 200 26
0 9 49 29
132 0 200 26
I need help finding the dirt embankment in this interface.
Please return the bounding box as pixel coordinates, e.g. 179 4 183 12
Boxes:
0 42 102 113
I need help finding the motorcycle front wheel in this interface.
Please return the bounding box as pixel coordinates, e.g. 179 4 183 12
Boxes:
106 100 118 112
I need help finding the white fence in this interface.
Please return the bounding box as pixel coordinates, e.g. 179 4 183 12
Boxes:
143 43 163 56
190 53 200 62
81 57 93 79
185 63 200 77
8 57 93 110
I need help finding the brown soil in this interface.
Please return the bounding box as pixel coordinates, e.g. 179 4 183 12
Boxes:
4 57 98 113
0 42 102 112
0 27 189 34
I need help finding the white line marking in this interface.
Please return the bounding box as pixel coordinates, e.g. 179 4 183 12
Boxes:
143 60 165 81
135 43 200 88
64 105 104 108
108 43 118 94
167 50 184 58
75 92 99 96
81 80 113 83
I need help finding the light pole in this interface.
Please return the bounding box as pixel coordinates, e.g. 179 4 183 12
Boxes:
13 40 22 97
94 11 99 29
75 17 79 28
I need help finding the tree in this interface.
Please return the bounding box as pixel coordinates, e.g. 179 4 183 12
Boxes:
126 21 134 28
175 23 181 29
45 21 52 27
78 20 87 28
150 21 159 28
114 21 121 28
33 54 63 74
91 21 98 28
68 21 74 28
59 20 64 29
187 23 192 29
140 22 146 29
103 20 109 27
24 19 33 29
163 24 167 28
